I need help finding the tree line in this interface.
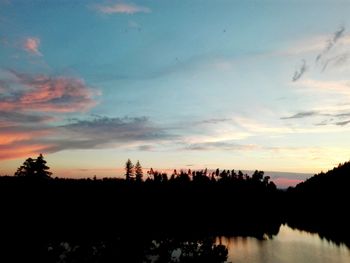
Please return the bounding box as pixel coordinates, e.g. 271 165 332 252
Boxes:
124 158 276 190
10 155 276 191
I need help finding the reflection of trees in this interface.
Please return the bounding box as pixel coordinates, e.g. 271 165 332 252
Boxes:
44 237 228 263
286 161 350 248
146 237 228 263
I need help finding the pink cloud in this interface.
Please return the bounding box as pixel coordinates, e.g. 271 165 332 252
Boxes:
96 2 151 14
0 71 98 112
0 143 53 161
0 70 100 162
23 37 42 56
0 127 55 161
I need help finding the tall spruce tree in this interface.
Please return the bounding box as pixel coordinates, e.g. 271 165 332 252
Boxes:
135 160 143 182
125 159 134 181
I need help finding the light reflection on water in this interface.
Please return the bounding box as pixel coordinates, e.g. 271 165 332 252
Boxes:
218 225 350 263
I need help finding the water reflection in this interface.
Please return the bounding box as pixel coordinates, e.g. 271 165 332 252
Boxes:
44 236 228 263
41 225 350 263
220 225 350 263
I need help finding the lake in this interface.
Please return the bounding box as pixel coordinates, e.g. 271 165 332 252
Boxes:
219 225 350 263
39 224 350 262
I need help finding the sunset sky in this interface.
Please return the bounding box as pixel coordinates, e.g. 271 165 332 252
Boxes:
1 1 350 187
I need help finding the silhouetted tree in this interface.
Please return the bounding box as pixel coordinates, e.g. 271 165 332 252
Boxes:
252 170 264 182
34 154 52 178
238 170 244 180
14 154 52 178
125 159 134 181
135 160 143 182
215 168 220 177
14 158 35 177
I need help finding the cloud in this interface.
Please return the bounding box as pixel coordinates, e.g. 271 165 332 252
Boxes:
322 53 349 72
335 120 350 126
96 2 151 14
333 112 350 118
0 114 172 160
0 123 54 160
0 70 100 160
316 26 345 63
289 27 348 81
0 142 53 161
292 59 307 81
0 70 102 160
0 111 54 125
138 145 155 151
0 70 98 112
281 111 319 119
280 104 350 127
23 37 42 56
0 126 52 145
199 118 231 125
185 141 258 151
50 116 172 151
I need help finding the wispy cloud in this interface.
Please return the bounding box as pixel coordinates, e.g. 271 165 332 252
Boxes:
292 59 307 81
281 111 319 119
290 26 348 80
0 70 98 112
316 26 345 63
23 37 42 56
198 118 231 125
0 121 54 160
96 2 151 14
185 141 258 151
0 111 54 124
335 120 350 126
321 53 349 72
0 114 171 160
47 116 172 151
138 145 155 151
0 142 53 161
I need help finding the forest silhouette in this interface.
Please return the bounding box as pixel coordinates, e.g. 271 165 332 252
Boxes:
0 155 349 262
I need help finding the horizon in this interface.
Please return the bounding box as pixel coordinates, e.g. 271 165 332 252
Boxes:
1 1 350 187
1 155 313 188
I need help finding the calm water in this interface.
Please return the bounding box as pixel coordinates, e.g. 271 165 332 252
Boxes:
40 224 350 262
219 225 350 263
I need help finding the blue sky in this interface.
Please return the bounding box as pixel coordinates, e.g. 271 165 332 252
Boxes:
1 1 350 186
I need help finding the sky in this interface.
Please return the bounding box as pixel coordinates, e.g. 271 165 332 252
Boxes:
1 0 350 187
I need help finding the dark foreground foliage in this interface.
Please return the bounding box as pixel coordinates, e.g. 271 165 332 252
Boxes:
0 157 281 262
286 161 350 247
1 156 350 261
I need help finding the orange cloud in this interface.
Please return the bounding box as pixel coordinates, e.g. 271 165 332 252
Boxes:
0 126 54 160
0 71 98 112
0 129 51 144
24 37 42 56
0 143 53 161
0 70 100 161
0 132 33 145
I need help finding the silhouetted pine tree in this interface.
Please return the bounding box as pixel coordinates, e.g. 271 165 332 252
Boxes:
135 160 143 182
125 159 134 181
14 154 52 178
34 154 52 178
